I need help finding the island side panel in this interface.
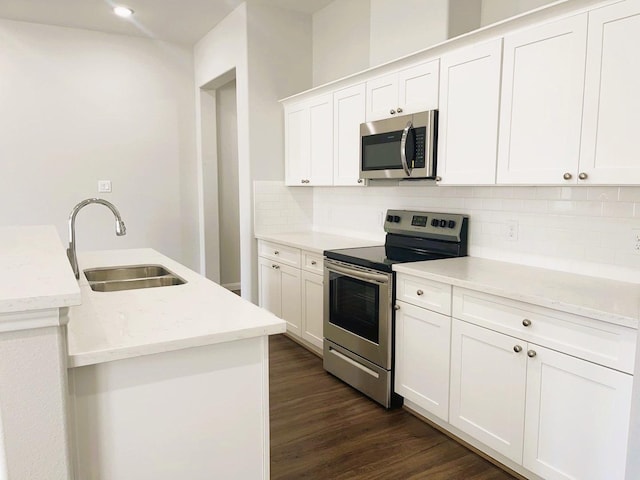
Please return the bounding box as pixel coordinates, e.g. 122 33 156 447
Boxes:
69 336 270 480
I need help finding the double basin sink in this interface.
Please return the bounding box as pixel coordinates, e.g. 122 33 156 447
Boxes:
84 264 186 292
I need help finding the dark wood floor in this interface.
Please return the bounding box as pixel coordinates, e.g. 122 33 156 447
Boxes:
269 334 516 480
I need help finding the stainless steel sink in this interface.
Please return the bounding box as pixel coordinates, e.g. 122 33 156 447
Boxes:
84 264 186 292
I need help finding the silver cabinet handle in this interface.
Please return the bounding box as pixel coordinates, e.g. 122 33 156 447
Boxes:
522 319 532 327
563 172 572 180
394 305 400 310
301 179 310 184
390 109 396 115
357 179 363 184
435 176 442 182
416 289 424 296
274 251 279 255
527 350 537 358
400 120 413 177
397 107 403 113
578 172 588 180
311 260 317 265
272 264 280 270
513 345 523 353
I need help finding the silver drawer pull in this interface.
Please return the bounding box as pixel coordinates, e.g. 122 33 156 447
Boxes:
522 319 532 327
311 260 317 265
272 264 280 270
527 350 537 358
513 345 522 353
394 305 400 311
274 251 279 255
416 289 424 296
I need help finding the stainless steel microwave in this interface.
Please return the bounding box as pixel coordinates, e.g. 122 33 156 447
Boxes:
359 110 438 180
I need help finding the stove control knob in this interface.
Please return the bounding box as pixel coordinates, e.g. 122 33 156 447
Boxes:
386 215 393 222
393 215 401 223
431 218 439 227
448 220 456 229
439 219 447 228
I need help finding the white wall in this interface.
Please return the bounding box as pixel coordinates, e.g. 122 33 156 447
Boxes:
312 0 370 86
370 0 449 67
0 19 196 266
195 1 312 302
216 80 240 288
481 0 556 26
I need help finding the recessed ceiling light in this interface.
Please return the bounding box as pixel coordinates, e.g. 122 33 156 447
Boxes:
113 6 134 18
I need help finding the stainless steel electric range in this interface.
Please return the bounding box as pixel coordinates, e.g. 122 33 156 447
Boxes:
323 209 469 408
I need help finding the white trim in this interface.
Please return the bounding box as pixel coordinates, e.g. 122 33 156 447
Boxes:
0 308 64 333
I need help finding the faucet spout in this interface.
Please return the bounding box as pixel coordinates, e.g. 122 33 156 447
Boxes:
67 198 127 279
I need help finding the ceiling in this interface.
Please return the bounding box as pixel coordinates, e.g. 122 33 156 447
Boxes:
0 0 334 45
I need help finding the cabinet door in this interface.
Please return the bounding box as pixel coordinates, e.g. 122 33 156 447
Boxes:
280 263 302 337
333 84 366 186
284 103 309 186
301 271 324 350
365 73 398 122
579 0 640 184
397 60 439 114
450 320 527 463
394 301 451 421
523 345 633 480
258 256 282 317
438 39 502 185
307 95 334 186
497 14 588 184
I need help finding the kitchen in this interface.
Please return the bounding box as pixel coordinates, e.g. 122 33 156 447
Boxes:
0 0 639 479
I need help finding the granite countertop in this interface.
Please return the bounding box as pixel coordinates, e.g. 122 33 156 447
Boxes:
255 231 382 253
394 257 640 329
67 248 285 368
0 226 81 315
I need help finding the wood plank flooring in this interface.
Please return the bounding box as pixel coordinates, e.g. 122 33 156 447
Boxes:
269 334 516 480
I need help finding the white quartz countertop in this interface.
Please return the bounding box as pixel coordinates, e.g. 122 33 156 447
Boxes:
255 231 381 253
394 257 640 329
0 226 81 314
67 248 285 368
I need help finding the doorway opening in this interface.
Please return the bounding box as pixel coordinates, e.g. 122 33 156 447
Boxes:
200 71 240 293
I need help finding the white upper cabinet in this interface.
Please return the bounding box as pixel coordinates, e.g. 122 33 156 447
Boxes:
333 83 366 186
497 14 588 184
437 39 503 185
365 60 439 122
284 94 333 186
579 0 640 184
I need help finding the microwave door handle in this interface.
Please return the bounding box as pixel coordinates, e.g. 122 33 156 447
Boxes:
400 121 413 177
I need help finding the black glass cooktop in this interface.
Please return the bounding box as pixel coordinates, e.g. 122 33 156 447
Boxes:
324 244 454 273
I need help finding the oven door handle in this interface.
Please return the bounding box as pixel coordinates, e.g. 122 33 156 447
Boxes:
326 262 390 285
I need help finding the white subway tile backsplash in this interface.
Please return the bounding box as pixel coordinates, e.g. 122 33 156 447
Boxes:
254 181 640 282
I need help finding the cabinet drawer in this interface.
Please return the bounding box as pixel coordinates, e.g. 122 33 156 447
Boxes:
396 274 451 315
302 251 323 274
258 240 301 268
452 288 637 373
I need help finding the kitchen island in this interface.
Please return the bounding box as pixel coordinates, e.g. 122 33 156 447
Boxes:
66 248 285 480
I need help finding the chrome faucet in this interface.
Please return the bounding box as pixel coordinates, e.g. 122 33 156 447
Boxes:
67 198 127 279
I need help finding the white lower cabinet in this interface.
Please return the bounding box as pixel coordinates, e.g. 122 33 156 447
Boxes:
258 240 324 354
449 319 527 463
301 271 324 350
394 300 451 421
258 256 301 336
450 318 633 480
523 344 632 480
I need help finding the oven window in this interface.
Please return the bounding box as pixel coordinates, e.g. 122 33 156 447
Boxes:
329 272 380 344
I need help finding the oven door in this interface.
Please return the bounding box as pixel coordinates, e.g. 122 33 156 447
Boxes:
323 259 393 369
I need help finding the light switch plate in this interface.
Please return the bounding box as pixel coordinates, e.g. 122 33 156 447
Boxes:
98 180 112 193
